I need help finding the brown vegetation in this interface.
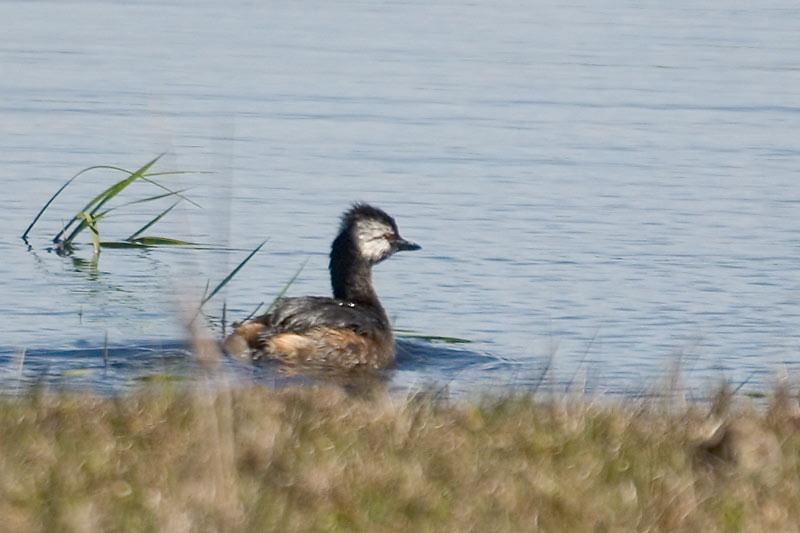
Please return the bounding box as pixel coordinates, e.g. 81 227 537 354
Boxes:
1 382 799 532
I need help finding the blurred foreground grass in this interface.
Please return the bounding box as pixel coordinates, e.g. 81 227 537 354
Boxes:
1 383 799 532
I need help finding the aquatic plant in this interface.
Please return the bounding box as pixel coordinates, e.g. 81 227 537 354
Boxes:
201 239 269 308
392 329 472 344
22 154 199 254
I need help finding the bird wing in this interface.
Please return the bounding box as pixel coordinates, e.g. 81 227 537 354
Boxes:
257 296 386 336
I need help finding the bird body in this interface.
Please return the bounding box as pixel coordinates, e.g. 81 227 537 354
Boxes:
224 203 420 370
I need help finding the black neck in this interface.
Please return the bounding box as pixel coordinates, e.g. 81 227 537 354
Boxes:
329 232 381 306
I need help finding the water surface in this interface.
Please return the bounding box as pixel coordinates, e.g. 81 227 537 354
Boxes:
1 0 799 395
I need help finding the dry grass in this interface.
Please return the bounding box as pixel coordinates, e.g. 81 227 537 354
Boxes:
1 383 799 532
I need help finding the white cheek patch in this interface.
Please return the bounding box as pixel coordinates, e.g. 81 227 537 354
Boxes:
361 238 392 261
355 220 393 261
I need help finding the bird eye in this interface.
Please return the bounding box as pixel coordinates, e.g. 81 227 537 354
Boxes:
384 232 397 241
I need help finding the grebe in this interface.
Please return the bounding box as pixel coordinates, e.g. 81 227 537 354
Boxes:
223 203 420 369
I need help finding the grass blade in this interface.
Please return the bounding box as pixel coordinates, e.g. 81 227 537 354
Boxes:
100 188 193 216
243 301 265 322
99 237 196 248
27 156 206 244
128 236 194 246
394 331 473 344
55 155 163 244
22 164 130 242
62 205 117 245
98 241 147 249
201 238 268 306
77 212 101 256
127 200 181 241
87 156 163 217
201 279 211 302
86 188 194 246
267 258 309 312
142 170 212 177
139 176 201 208
64 164 201 209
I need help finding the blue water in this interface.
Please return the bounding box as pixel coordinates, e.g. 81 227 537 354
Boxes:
1 0 799 395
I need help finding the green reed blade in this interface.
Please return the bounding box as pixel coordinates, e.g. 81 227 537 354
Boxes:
139 176 201 209
266 258 309 312
99 188 193 217
393 329 473 344
62 164 201 208
62 201 116 245
60 158 190 245
77 212 101 256
62 219 89 246
100 237 196 248
92 184 196 229
87 156 163 216
98 241 147 249
29 156 204 244
127 200 181 241
55 155 163 244
201 238 268 306
22 164 137 242
64 209 113 250
243 301 265 322
79 166 209 186
128 236 195 246
143 170 207 176
201 279 211 302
